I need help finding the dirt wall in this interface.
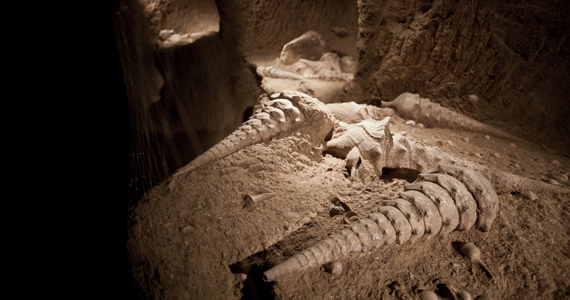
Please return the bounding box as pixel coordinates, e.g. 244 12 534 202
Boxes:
216 0 359 61
356 0 570 150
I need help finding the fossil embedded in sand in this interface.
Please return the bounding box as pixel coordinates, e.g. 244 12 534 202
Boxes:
175 91 334 174
280 31 326 65
263 165 500 282
264 165 497 281
256 66 305 80
381 93 521 140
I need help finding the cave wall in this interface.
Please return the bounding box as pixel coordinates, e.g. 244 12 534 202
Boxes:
216 0 360 60
357 0 570 147
140 0 220 34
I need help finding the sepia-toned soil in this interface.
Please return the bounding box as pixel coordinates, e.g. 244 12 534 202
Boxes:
127 111 570 299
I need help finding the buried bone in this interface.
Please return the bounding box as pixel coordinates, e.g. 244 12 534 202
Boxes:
381 93 522 140
262 165 499 282
175 91 334 174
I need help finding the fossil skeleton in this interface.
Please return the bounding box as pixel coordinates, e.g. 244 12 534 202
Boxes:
175 91 334 175
263 164 498 282
381 93 521 140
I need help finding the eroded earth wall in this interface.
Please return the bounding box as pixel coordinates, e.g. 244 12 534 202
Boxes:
357 0 570 149
216 0 359 60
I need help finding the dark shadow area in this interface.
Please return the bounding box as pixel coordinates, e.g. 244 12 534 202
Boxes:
229 260 276 300
381 167 421 183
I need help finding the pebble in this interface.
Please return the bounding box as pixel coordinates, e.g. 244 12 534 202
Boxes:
551 160 563 168
484 135 491 140
462 137 470 143
522 191 538 201
421 290 438 300
238 274 247 281
405 120 416 126
468 94 479 104
509 143 517 148
547 178 560 185
417 123 425 128
447 140 454 146
475 153 485 158
159 29 174 40
326 261 343 275
514 163 520 168
547 172 569 183
492 152 500 158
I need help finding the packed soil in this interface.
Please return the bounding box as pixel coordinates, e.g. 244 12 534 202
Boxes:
127 109 570 299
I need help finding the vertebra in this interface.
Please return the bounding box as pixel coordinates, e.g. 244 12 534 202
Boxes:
263 164 499 282
381 93 521 140
176 91 334 174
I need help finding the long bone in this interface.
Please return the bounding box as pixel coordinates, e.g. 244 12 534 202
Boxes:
263 164 498 282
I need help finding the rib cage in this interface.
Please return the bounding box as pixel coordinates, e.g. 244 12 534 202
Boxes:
263 164 499 282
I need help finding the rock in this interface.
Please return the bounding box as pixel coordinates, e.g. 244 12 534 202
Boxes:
325 260 343 275
340 56 357 73
462 137 470 143
417 123 425 128
280 31 326 65
475 153 484 158
331 27 350 38
492 152 500 158
547 172 568 183
159 29 174 40
522 191 538 201
484 135 491 140
546 178 560 185
405 120 416 126
468 94 479 104
509 143 517 148
551 160 563 168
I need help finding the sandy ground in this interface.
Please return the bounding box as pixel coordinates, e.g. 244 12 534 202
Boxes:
127 105 570 299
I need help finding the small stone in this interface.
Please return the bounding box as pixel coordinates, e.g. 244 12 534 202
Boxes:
447 140 454 146
405 120 416 126
475 153 484 158
547 178 560 185
462 137 470 143
492 152 501 158
547 172 568 183
509 143 517 148
484 135 491 140
417 123 425 128
514 163 520 168
238 274 247 281
159 29 174 40
325 260 343 275
551 160 563 168
468 94 479 104
522 191 538 201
